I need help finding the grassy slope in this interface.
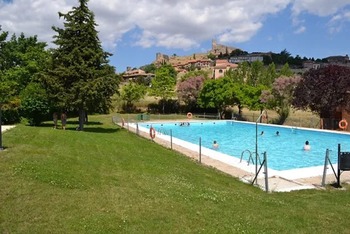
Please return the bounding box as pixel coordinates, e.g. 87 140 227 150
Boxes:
0 114 348 233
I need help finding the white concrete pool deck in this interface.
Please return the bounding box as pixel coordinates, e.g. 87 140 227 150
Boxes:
123 121 350 192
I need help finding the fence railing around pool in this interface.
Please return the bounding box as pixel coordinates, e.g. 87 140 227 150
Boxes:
114 117 271 192
113 112 322 130
240 150 261 166
251 152 269 192
322 144 350 188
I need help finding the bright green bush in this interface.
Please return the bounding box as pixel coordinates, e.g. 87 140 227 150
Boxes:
20 82 50 126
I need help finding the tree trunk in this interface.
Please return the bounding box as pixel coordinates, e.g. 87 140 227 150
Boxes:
218 108 224 119
78 108 85 131
85 112 88 124
276 107 289 125
238 104 243 117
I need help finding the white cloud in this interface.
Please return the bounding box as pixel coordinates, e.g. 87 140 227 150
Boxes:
291 0 350 35
294 26 306 34
0 0 290 50
329 10 350 23
292 0 350 16
0 0 349 52
0 0 70 44
326 10 350 34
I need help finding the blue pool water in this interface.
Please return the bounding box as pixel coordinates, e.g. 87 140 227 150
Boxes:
141 121 350 171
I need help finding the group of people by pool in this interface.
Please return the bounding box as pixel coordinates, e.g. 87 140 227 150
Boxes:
179 122 190 126
259 131 280 136
212 130 311 151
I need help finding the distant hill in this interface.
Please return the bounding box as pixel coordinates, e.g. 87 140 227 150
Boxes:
146 40 350 72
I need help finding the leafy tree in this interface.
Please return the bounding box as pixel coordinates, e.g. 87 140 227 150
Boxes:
271 49 291 65
207 53 216 60
229 49 248 57
0 28 12 106
20 82 50 126
237 84 266 112
41 0 119 130
177 76 205 110
0 28 19 123
234 62 250 82
228 62 284 120
140 63 156 74
293 65 350 117
180 70 210 82
263 55 273 65
248 61 265 86
224 62 274 116
279 49 291 65
149 64 177 113
198 77 236 118
134 75 153 86
1 34 49 90
279 63 293 77
121 82 146 112
263 63 277 87
0 27 49 124
261 75 301 124
293 55 303 67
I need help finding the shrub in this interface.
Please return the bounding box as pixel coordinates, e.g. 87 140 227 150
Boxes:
20 83 50 126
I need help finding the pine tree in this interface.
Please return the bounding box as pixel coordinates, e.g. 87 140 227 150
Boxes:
42 0 119 130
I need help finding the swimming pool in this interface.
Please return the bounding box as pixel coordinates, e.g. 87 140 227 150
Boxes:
140 121 350 171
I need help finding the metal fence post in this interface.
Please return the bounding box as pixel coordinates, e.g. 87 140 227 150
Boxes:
322 149 330 186
127 114 130 131
263 152 269 192
170 129 173 150
199 137 202 163
337 144 341 187
0 107 3 150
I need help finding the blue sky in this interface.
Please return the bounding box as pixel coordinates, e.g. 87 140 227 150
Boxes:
1 0 350 72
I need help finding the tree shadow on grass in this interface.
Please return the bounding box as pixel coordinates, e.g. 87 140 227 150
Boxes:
36 121 103 128
35 122 120 134
65 127 120 134
67 121 103 126
33 123 56 128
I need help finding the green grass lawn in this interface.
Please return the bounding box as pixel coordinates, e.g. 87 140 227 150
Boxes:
0 114 349 233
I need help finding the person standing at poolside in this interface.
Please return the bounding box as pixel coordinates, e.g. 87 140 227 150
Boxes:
304 141 311 151
61 112 67 130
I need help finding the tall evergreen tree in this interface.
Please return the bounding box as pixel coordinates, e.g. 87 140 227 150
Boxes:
42 0 119 130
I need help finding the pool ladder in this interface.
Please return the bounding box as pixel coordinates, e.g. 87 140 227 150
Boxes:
240 150 261 165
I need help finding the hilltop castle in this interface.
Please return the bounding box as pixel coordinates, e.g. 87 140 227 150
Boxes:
154 39 239 66
209 39 237 56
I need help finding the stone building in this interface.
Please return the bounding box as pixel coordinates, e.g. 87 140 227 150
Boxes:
209 39 237 56
213 59 238 79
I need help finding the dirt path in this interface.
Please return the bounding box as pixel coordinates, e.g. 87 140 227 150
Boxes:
1 125 15 133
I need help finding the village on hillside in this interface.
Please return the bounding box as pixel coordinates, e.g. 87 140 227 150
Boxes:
122 39 350 81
